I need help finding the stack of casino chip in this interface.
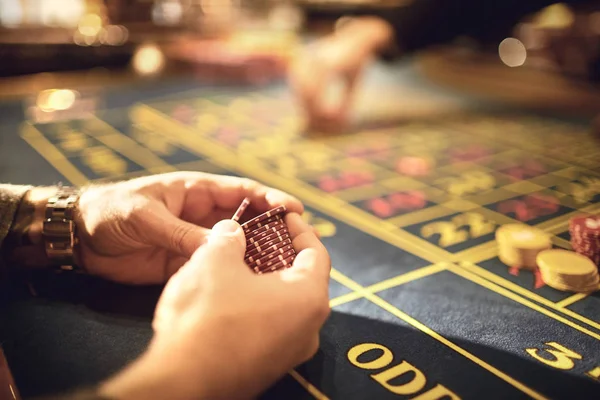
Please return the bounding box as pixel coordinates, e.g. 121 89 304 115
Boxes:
569 215 600 266
496 224 552 270
536 249 600 292
233 200 296 274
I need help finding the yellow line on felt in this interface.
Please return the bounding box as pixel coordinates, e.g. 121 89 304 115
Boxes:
20 123 89 186
329 291 363 308
459 262 600 332
328 268 546 399
86 116 177 173
365 263 449 294
364 293 548 400
555 293 590 309
329 264 448 308
449 265 600 340
288 370 330 400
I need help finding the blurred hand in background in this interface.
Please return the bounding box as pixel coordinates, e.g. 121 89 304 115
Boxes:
289 17 395 132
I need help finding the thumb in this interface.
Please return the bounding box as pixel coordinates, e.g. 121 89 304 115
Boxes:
190 219 247 267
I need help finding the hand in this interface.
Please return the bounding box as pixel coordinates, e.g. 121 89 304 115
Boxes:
100 214 331 400
289 17 396 132
76 172 303 284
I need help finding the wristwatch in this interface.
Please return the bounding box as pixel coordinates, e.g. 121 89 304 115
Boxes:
42 186 81 271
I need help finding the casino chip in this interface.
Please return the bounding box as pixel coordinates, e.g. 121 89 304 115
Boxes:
496 224 552 270
537 249 600 292
569 215 600 266
233 199 297 274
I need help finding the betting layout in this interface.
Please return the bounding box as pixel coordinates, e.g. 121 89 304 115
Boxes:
18 86 600 399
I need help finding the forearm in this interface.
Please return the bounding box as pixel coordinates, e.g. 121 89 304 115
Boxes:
0 185 59 271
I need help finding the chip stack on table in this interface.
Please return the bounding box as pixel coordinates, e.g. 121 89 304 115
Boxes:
569 215 600 266
496 224 552 270
536 249 600 292
232 198 297 274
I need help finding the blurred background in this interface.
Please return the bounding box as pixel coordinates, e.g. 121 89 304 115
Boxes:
1 1 600 125
1 2 599 82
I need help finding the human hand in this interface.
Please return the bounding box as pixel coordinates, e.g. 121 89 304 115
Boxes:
76 172 303 284
289 17 396 132
100 213 331 400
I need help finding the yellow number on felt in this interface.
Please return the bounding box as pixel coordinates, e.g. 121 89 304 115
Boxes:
526 342 582 370
131 126 175 156
297 149 332 173
57 129 88 152
238 137 291 158
421 213 496 247
435 171 496 196
82 147 127 176
421 221 468 247
563 177 600 204
452 212 497 238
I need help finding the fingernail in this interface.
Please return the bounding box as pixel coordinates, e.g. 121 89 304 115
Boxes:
211 219 240 236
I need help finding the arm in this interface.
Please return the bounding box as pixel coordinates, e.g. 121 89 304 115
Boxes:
0 185 59 273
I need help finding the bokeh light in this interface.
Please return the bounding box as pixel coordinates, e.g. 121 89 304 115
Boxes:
132 43 166 76
534 3 574 29
499 38 527 68
36 89 78 112
98 25 129 46
78 13 103 37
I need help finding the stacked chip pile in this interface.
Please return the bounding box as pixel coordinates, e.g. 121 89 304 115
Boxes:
496 224 552 270
233 199 296 274
536 250 600 292
569 215 600 266
496 222 600 293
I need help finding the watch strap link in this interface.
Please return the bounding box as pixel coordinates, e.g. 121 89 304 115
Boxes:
43 186 81 270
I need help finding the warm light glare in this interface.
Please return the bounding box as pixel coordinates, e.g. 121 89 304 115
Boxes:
36 89 78 112
78 13 103 36
152 0 184 25
0 0 23 27
534 3 574 29
1 0 85 27
99 25 129 45
132 44 165 76
499 38 527 68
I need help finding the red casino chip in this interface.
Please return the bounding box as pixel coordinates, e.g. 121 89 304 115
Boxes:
242 205 287 231
236 202 296 273
569 215 600 266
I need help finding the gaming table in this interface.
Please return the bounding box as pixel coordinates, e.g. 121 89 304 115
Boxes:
0 58 599 399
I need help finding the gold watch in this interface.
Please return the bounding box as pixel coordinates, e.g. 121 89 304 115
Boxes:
42 186 81 270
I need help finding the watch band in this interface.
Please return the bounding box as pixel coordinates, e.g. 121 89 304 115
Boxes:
42 186 81 270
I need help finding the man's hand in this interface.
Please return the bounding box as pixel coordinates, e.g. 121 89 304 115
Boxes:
289 17 396 132
74 172 303 284
100 213 331 400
